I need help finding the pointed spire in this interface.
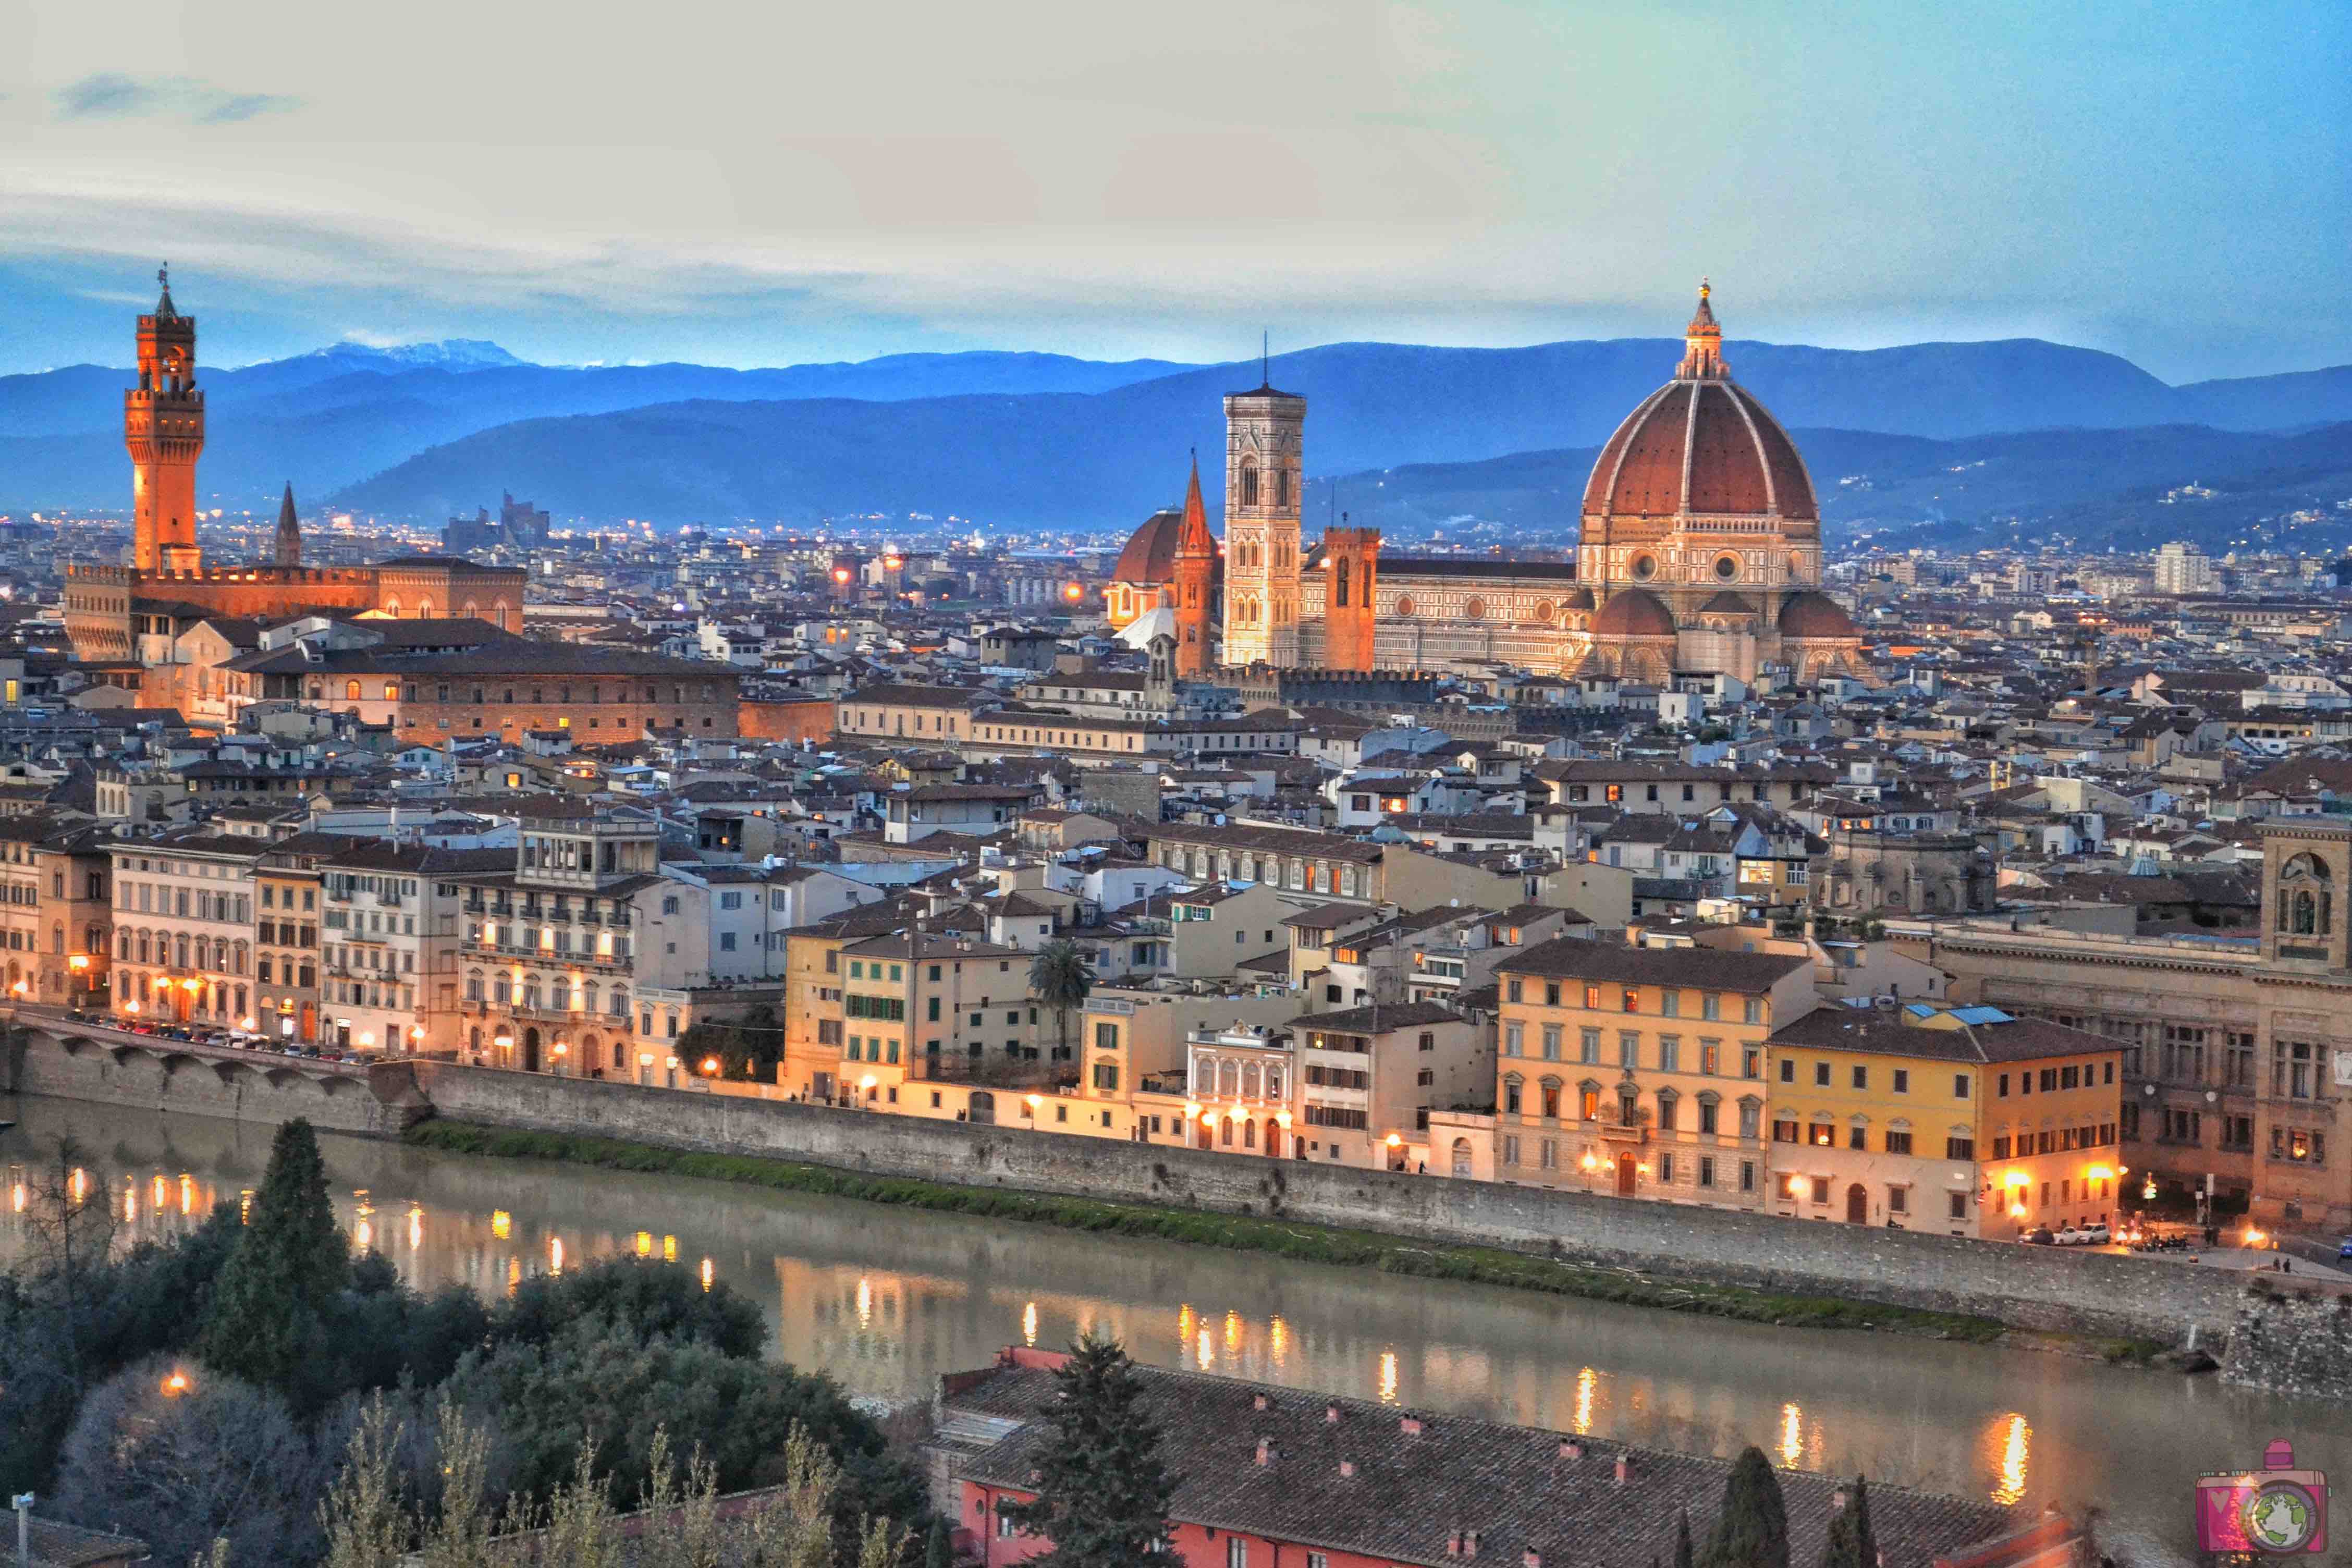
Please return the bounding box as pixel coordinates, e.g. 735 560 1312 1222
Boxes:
1175 450 1215 557
274 481 303 569
155 263 178 320
1679 277 1725 380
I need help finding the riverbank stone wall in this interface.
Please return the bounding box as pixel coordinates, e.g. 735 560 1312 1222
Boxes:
411 1061 2244 1346
2222 1282 2352 1398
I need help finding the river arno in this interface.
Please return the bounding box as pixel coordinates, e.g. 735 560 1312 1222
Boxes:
3 1097 2339 1559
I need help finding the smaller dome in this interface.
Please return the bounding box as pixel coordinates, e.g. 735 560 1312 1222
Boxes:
1563 586 1596 610
1591 587 1676 637
1779 590 1858 639
1111 508 1184 584
1701 591 1756 616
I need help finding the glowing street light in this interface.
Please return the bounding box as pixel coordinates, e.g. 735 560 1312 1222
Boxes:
161 1368 191 1398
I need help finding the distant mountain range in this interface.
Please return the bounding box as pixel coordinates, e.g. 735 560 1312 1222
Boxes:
4 333 2350 543
1304 423 2352 552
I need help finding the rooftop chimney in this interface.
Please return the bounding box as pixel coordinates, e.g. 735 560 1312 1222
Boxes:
1523 1552 1540 1568
1613 1454 1631 1487
1559 1440 1582 1460
1464 1530 1480 1557
1338 1460 1355 1478
1830 1487 1848 1514
1255 1438 1273 1467
1400 1415 1424 1436
1326 1403 1341 1424
1254 1393 1269 1411
1447 1531 1464 1558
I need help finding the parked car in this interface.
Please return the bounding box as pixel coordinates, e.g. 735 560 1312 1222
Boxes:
2020 1227 2056 1245
2055 1223 2112 1246
2338 1236 2352 1260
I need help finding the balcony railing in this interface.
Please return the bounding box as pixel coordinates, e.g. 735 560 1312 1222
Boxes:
462 936 631 968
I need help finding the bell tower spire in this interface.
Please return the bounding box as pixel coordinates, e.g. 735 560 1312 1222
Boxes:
1170 450 1217 677
1678 277 1726 380
274 481 304 569
126 265 205 572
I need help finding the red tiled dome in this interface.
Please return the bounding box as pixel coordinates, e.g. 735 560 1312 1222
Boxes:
1581 289 1817 523
1111 508 1185 584
1590 587 1676 637
1778 590 1858 638
1582 381 1816 521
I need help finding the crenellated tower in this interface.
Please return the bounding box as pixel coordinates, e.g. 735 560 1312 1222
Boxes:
1170 452 1218 677
1220 371 1305 668
1319 519 1381 671
125 266 205 573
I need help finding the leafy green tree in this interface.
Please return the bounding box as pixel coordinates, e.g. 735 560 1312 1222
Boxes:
444 1320 925 1532
198 1119 350 1400
679 1003 785 1082
1704 1446 1789 1568
320 1394 412 1568
1000 1336 1173 1568
1818 1476 1876 1568
494 1257 765 1361
1027 940 1093 1063
50 1354 336 1566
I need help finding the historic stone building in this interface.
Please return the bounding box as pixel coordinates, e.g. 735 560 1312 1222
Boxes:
1103 457 1218 678
1923 819 2352 1229
62 276 525 663
1106 285 1873 686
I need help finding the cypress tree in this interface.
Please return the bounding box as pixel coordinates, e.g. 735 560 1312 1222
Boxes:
1705 1446 1789 1568
198 1118 350 1394
999 1335 1174 1568
925 1516 953 1568
1819 1476 1877 1568
1676 1508 1695 1568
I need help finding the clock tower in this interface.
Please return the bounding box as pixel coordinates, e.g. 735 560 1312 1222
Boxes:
1220 374 1306 668
126 266 205 573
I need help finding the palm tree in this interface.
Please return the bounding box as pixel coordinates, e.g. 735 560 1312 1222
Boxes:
1029 939 1093 1064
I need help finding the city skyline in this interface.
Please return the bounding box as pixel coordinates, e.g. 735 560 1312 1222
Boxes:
1 1 2345 381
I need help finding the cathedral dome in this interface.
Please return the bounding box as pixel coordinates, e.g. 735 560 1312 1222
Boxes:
1590 587 1676 637
1581 287 1817 523
1112 507 1186 585
1778 590 1858 638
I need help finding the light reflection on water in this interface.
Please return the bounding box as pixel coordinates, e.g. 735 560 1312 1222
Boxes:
3 1098 2346 1557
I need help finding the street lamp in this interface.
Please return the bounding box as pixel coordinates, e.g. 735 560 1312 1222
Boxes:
160 1368 191 1399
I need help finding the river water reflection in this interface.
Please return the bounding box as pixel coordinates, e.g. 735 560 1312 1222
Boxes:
2 1097 2338 1558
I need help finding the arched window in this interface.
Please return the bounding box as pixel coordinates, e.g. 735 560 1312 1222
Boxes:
1335 557 1351 608
2278 853 2333 936
345 680 362 701
1276 468 1291 508
1240 461 1259 508
1451 1137 1473 1177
